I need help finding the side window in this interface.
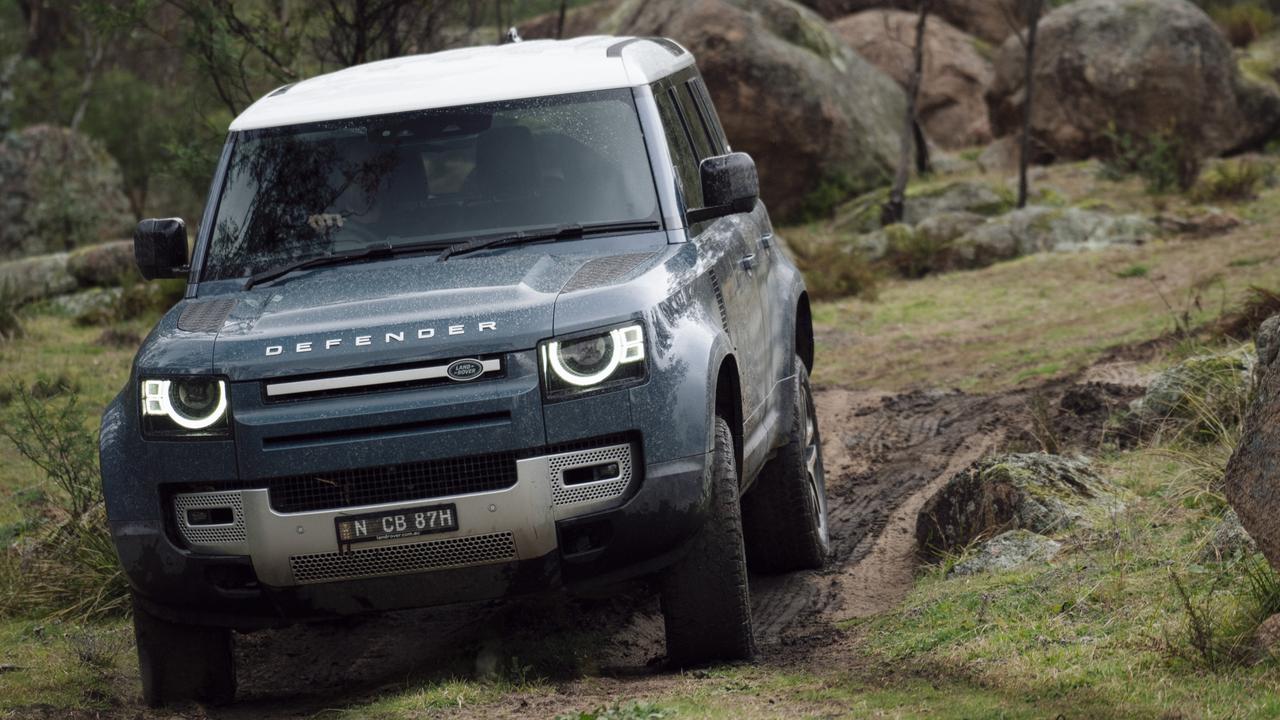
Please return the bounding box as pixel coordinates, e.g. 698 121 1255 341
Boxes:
654 85 704 209
689 78 729 153
681 81 721 157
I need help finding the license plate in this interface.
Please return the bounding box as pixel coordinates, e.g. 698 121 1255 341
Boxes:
335 503 458 548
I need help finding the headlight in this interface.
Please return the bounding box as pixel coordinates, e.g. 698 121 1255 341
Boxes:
141 377 230 437
540 323 646 398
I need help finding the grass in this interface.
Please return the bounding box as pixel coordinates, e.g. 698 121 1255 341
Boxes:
808 219 1280 392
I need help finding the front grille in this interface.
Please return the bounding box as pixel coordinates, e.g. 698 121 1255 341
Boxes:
268 451 518 513
289 531 516 583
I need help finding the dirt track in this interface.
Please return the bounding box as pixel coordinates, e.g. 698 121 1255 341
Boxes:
198 374 1141 719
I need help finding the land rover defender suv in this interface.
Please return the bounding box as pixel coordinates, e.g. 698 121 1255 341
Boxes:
103 36 829 706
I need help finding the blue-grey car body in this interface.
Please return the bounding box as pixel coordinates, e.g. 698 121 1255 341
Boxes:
101 49 814 628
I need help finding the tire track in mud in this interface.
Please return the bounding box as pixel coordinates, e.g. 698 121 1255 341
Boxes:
214 384 1068 716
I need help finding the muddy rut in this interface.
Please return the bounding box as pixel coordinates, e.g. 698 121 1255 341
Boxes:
205 378 1135 718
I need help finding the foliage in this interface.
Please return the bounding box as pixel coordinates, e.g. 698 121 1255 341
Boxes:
1211 2 1276 47
0 382 126 621
1114 263 1150 279
1191 158 1277 203
882 223 950 279
1100 124 1203 195
786 228 879 302
793 172 864 224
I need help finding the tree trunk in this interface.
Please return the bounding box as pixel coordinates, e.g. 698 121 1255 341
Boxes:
1017 0 1042 209
556 0 568 39
883 0 929 226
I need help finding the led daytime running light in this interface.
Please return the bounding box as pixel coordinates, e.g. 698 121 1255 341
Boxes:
142 379 229 430
546 325 645 387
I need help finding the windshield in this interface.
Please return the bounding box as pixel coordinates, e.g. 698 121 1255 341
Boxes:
202 88 661 281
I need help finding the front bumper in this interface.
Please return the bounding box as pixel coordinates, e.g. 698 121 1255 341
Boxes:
116 451 711 629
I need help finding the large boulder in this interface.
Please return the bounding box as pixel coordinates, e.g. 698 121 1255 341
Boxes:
917 453 1122 559
832 10 993 149
987 0 1280 162
0 125 134 261
600 0 909 219
1225 338 1280 572
797 0 1025 44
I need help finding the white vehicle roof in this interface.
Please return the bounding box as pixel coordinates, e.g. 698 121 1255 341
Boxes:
228 36 694 132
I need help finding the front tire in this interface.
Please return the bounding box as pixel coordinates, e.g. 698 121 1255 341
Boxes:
742 355 830 573
133 596 236 708
660 416 755 667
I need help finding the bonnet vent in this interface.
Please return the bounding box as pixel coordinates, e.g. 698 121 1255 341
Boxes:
561 253 656 293
177 298 236 333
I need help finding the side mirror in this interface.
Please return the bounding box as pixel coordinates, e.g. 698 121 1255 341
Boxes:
134 218 189 280
687 152 759 224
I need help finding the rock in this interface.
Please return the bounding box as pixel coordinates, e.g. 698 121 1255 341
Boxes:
832 10 993 149
0 125 134 261
978 136 1021 173
951 529 1062 576
1198 509 1257 564
66 241 137 287
914 211 985 246
1256 613 1280 658
916 453 1122 559
1256 315 1280 379
928 150 981 177
0 252 76 303
949 206 1155 270
986 0 1280 162
1129 345 1256 428
604 0 909 219
49 287 123 318
1226 341 1280 576
517 0 624 39
798 0 1026 44
833 180 1011 233
1154 209 1243 238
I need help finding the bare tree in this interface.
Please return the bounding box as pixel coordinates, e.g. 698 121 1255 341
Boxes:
556 0 569 39
882 0 930 226
1000 0 1045 208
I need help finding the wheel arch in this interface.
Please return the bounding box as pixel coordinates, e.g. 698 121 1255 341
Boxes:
795 291 814 374
713 354 744 483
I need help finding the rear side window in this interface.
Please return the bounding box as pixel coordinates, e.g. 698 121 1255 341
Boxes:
681 82 720 157
655 86 703 209
689 78 728 152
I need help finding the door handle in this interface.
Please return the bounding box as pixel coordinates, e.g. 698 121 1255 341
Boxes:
740 254 756 271
761 232 773 249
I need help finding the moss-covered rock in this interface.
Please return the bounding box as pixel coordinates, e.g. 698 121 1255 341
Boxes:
0 125 133 261
916 453 1123 559
951 529 1062 576
949 206 1156 270
0 252 77 303
832 180 1012 234
1129 344 1256 429
66 240 137 287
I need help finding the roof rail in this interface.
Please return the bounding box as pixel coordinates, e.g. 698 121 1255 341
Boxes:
605 37 686 59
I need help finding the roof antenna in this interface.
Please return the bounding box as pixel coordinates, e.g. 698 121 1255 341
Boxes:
503 27 522 44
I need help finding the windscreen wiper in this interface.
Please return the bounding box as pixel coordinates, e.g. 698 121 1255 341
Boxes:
436 220 661 262
243 239 451 290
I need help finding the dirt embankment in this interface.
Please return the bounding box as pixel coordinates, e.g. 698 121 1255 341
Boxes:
171 370 1144 719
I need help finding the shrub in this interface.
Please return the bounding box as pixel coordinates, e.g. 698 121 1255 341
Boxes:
882 224 951 279
1190 158 1276 203
786 228 879 301
1100 125 1203 194
0 383 126 620
1212 3 1275 47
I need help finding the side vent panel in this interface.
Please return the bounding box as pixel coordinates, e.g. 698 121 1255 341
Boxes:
177 298 236 333
707 269 730 333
